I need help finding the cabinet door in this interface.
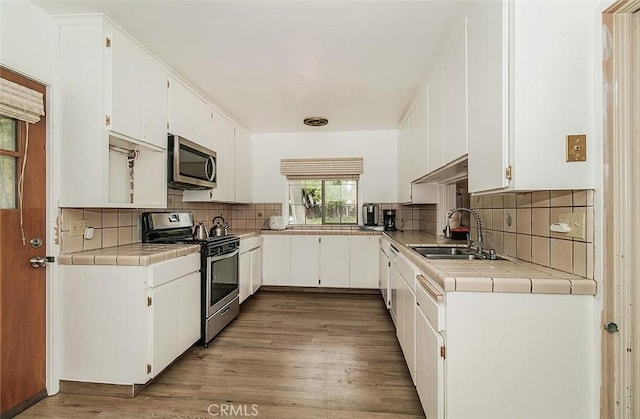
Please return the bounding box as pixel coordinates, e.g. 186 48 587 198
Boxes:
405 285 416 383
168 77 212 148
262 236 291 286
111 31 143 140
349 236 379 289
234 128 252 203
396 274 407 351
239 251 252 303
251 247 262 294
467 0 509 193
319 236 350 287
397 117 411 203
379 248 390 307
151 280 180 377
211 110 235 201
427 60 445 173
443 17 468 165
290 236 320 286
416 308 445 419
178 272 201 352
142 56 168 149
408 85 429 181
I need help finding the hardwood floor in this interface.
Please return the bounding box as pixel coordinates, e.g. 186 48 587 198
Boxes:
20 291 425 418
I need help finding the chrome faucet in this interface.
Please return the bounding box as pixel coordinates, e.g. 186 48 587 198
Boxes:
445 207 484 256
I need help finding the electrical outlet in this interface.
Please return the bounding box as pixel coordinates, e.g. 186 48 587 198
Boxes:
70 220 91 237
557 212 586 240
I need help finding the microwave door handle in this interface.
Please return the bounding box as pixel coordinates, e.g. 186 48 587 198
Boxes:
205 156 215 182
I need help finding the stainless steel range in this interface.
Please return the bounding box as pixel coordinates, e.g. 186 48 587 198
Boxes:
142 212 239 347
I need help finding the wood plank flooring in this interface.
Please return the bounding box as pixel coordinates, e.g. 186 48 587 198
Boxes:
19 290 425 418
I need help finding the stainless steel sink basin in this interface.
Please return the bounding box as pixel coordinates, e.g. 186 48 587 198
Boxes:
410 246 505 260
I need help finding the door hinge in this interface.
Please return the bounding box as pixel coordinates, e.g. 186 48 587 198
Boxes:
105 115 111 126
167 122 170 130
167 80 170 88
147 296 152 306
505 165 512 180
146 364 151 374
318 279 321 285
105 37 111 48
440 346 446 359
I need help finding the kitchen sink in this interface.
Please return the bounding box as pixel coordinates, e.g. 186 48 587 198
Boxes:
409 246 506 260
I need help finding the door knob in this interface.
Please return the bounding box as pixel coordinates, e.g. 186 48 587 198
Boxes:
29 256 54 268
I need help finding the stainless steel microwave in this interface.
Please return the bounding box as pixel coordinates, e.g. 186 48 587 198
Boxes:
168 134 217 189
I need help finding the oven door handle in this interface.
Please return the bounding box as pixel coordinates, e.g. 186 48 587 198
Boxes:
209 249 239 262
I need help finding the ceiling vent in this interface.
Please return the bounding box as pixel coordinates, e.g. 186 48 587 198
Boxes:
303 117 328 127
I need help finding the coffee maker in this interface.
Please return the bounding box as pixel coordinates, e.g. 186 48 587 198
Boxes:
362 203 379 226
383 209 397 231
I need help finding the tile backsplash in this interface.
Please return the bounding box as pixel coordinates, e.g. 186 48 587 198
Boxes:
58 188 283 254
469 190 594 278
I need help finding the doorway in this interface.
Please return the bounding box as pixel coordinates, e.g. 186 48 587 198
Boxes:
0 67 48 418
602 2 640 418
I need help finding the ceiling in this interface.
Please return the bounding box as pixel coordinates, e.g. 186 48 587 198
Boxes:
33 0 464 133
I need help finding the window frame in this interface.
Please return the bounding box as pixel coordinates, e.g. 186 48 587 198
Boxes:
287 178 359 226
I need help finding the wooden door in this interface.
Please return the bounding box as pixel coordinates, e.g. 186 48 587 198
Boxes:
0 67 48 416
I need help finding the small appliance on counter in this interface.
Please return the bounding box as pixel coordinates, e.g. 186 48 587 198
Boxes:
269 215 287 230
362 203 380 226
383 209 397 231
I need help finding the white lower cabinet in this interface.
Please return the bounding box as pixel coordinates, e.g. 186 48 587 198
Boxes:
349 236 380 288
262 234 379 288
291 236 321 286
262 235 291 286
59 253 201 385
319 236 350 287
393 248 595 419
240 236 264 300
396 261 416 383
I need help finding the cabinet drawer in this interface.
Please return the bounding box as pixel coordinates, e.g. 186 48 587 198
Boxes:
397 253 416 292
416 273 445 331
240 236 262 253
148 252 200 287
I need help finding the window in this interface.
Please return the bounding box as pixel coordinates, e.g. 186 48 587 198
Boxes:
288 179 358 225
0 116 18 209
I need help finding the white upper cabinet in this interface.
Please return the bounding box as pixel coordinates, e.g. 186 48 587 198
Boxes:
234 128 252 203
212 110 235 201
467 0 595 193
397 118 411 203
56 15 166 208
167 77 213 149
466 0 509 193
443 17 468 165
408 85 429 181
427 60 445 173
110 30 168 149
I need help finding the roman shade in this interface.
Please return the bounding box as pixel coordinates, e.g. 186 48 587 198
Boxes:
280 157 364 180
0 78 45 124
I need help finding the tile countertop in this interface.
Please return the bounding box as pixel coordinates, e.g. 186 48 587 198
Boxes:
57 244 201 266
384 231 597 296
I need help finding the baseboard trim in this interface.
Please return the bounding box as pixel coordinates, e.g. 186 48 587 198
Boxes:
259 286 379 295
1 388 47 419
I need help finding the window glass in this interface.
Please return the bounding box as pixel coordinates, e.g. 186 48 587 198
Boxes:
0 117 17 151
288 179 357 225
0 156 16 208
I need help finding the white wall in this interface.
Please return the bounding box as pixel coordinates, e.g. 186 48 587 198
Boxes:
251 130 398 205
0 0 57 83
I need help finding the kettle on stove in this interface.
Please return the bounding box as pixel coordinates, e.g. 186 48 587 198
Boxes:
210 216 229 237
193 223 208 240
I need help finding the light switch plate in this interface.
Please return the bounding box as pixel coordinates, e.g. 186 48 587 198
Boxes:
569 212 586 240
70 220 91 237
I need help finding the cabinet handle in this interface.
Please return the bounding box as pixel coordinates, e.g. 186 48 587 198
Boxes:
417 274 444 301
